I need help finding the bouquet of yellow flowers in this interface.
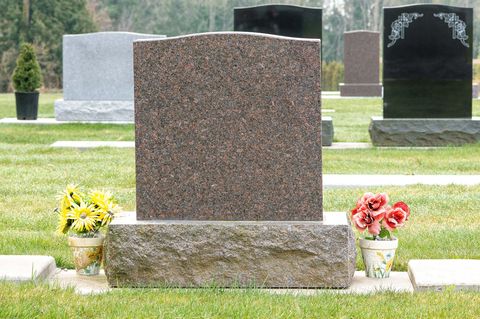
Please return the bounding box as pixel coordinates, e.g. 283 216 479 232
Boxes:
55 184 121 236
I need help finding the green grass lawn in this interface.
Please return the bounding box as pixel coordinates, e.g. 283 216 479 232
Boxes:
1 93 480 318
1 283 480 318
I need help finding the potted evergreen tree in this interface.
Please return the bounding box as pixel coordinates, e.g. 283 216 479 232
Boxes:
12 43 43 120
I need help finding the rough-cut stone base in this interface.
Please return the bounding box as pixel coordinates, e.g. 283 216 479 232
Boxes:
369 116 480 146
104 212 356 288
54 99 133 122
339 83 382 97
322 116 334 146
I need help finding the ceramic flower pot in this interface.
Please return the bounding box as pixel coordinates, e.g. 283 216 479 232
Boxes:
68 235 104 276
359 238 398 278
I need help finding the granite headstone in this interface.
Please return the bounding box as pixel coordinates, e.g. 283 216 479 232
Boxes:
135 32 323 221
370 4 480 146
105 32 356 288
54 32 165 121
340 31 382 97
383 5 472 118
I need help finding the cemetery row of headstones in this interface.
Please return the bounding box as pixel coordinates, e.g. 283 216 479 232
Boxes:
54 3 479 147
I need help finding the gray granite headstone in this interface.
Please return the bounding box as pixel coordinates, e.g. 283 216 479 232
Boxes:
340 31 382 97
104 32 356 288
54 32 165 121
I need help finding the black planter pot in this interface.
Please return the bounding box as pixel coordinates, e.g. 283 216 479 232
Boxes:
15 91 39 120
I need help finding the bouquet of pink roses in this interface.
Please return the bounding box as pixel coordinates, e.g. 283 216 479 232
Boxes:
351 192 410 240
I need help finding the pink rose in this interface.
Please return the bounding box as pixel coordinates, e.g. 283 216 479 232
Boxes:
363 192 389 212
352 206 382 236
393 201 410 220
383 206 408 230
351 197 366 217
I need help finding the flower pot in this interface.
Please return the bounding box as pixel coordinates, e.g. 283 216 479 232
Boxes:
15 91 39 120
68 235 104 276
359 238 398 278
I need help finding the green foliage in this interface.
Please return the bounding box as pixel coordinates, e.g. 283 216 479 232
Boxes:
0 0 96 92
474 63 480 83
322 61 344 91
12 43 42 92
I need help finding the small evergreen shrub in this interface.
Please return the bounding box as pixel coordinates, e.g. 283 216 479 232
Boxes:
322 61 344 91
12 43 43 92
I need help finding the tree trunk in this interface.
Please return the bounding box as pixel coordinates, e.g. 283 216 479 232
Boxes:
373 0 383 32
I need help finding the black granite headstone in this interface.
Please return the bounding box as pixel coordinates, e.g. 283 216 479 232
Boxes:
234 4 322 40
383 4 473 118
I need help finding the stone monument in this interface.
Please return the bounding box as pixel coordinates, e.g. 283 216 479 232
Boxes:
340 31 382 97
105 32 355 288
54 32 165 122
234 5 333 146
370 4 480 146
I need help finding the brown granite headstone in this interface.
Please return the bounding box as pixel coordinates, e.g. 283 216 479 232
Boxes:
134 32 322 221
340 30 382 97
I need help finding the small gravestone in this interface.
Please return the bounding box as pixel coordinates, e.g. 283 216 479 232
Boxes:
234 5 333 146
104 32 355 288
0 255 56 282
370 4 480 146
54 32 165 122
340 31 382 97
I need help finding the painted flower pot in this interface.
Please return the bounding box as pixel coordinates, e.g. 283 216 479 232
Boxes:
359 238 398 278
68 235 104 276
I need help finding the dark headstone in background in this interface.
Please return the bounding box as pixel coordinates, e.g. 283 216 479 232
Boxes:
234 4 322 39
134 33 323 221
383 4 473 118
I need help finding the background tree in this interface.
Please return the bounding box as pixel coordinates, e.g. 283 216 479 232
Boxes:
0 0 96 92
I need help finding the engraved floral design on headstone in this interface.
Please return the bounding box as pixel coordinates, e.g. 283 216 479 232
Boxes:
434 13 469 48
387 13 423 48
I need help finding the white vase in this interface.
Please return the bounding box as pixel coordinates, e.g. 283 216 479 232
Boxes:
359 238 398 279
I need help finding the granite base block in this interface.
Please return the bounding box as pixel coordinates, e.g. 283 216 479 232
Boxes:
322 116 334 146
54 99 133 122
369 116 480 146
104 212 356 288
339 83 382 97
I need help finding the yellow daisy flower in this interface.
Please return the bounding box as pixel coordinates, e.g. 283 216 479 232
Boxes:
89 190 112 212
68 201 98 233
56 204 71 234
98 201 121 226
58 184 83 208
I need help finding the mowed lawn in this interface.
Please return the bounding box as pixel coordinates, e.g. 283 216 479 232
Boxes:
1 93 480 318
